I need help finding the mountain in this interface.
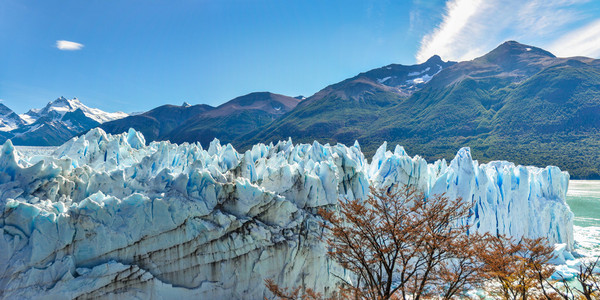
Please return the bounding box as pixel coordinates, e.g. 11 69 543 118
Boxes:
238 41 600 178
22 96 128 124
0 97 128 146
5 41 600 178
9 109 101 146
426 41 558 89
100 92 301 146
99 103 214 142
364 42 600 178
167 92 301 145
237 56 455 146
0 103 26 131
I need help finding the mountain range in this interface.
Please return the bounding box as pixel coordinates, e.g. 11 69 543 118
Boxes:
239 41 600 178
0 97 128 146
99 92 301 146
1 41 599 178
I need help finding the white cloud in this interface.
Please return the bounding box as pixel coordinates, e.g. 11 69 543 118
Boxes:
415 0 595 62
548 19 600 58
56 40 84 51
416 0 485 63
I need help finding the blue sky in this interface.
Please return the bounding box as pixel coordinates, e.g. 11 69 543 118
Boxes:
1 0 600 114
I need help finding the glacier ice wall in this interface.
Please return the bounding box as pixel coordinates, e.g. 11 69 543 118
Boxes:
0 128 573 299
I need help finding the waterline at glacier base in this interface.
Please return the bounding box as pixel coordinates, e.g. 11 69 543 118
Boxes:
0 128 573 299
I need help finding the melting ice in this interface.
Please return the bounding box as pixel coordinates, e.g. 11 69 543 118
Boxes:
0 128 573 299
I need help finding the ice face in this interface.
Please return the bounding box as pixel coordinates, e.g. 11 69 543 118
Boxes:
0 128 573 299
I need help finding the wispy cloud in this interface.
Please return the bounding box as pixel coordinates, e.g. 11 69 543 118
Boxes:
548 19 600 58
417 0 491 63
56 40 84 51
415 0 596 62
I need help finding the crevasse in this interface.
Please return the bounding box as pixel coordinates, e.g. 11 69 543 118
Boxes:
0 128 573 299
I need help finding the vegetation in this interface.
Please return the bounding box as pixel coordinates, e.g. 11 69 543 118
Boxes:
237 44 600 179
99 92 301 147
316 187 477 299
168 110 282 145
265 185 600 300
99 104 213 142
549 258 600 300
240 90 404 148
92 42 600 178
478 235 557 299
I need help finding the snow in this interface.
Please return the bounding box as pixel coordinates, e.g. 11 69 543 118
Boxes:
0 105 24 131
18 113 36 125
377 76 392 83
410 74 433 84
12 123 44 137
547 226 600 280
22 97 128 124
407 65 444 85
0 129 574 298
0 120 18 132
83 106 129 123
408 67 431 77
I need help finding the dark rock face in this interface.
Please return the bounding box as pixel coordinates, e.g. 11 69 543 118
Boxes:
100 92 302 147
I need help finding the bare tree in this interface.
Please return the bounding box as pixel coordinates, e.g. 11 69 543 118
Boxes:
264 278 325 300
550 257 600 300
318 186 481 300
267 185 585 300
479 234 559 300
432 233 487 299
576 257 600 300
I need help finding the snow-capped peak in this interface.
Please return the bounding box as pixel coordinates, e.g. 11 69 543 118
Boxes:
0 103 25 131
24 97 128 124
0 103 13 116
182 101 192 107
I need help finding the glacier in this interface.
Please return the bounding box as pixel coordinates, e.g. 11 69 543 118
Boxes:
0 128 573 299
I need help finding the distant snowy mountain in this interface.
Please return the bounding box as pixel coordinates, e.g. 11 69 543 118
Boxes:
2 41 600 178
0 97 128 146
22 96 128 124
0 103 26 131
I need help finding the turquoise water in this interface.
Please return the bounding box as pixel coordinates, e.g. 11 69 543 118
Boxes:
566 180 600 227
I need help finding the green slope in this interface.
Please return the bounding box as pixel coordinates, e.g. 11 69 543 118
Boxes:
99 104 214 142
167 92 301 146
239 41 600 178
370 59 600 178
243 90 402 147
238 55 455 147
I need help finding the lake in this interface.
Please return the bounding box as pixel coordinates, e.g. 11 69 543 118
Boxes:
567 180 600 227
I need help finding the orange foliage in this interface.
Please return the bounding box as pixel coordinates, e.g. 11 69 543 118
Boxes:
318 186 481 300
264 278 324 300
264 185 599 300
478 234 560 300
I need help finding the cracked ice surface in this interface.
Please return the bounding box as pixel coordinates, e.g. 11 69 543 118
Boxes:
0 128 573 299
